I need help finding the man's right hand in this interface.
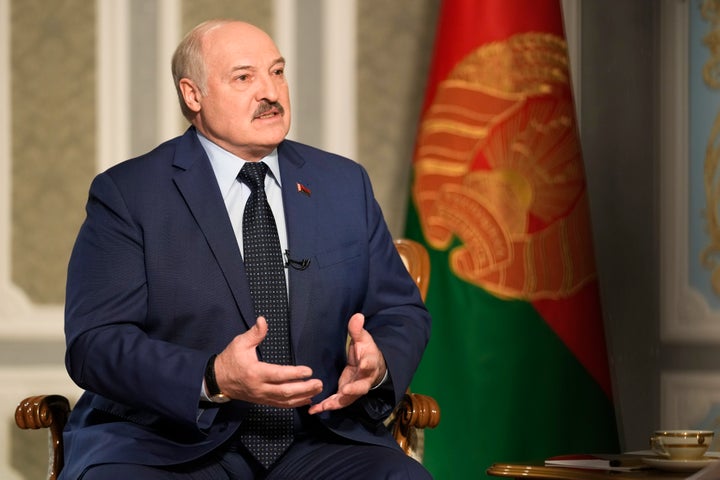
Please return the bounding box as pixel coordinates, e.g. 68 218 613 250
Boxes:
214 317 323 408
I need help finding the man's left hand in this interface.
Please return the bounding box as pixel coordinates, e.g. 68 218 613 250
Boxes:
308 313 386 414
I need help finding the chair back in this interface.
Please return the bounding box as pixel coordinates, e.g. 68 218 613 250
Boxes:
394 238 430 301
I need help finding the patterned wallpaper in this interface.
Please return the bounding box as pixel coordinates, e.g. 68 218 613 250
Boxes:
182 0 272 35
10 0 96 304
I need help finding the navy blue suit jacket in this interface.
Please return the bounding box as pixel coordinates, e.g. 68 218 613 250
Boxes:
61 127 431 478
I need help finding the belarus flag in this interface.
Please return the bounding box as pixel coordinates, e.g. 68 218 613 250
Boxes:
405 0 620 477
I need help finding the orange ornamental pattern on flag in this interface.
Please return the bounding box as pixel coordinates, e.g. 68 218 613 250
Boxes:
411 4 612 399
413 32 590 299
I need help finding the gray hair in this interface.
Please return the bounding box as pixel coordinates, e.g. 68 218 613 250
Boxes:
171 19 233 120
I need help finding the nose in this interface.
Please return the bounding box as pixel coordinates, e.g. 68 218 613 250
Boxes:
255 73 279 102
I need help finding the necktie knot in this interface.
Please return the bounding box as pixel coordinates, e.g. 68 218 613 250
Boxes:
239 162 269 192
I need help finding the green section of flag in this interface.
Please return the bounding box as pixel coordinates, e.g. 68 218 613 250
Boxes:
406 203 619 479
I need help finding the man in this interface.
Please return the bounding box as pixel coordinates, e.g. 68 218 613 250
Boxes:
60 19 432 479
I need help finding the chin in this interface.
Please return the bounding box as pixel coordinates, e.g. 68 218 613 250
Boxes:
262 127 290 145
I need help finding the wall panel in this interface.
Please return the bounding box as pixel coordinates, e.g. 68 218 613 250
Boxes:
357 0 440 236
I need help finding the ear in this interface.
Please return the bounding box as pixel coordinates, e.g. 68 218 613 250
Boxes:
179 78 202 113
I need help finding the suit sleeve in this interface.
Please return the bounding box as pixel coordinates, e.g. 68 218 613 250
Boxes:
64 172 213 431
356 166 432 419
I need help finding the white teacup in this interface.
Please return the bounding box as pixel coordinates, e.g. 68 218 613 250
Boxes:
650 430 714 460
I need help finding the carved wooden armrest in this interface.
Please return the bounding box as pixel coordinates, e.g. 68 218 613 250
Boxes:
391 392 441 459
15 394 71 480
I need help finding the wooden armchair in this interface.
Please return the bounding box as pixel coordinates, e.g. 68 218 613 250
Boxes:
384 238 440 459
15 238 440 479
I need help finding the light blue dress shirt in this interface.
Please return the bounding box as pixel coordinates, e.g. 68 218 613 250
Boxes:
197 132 290 287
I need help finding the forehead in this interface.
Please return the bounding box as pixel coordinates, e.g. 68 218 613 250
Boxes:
202 22 282 68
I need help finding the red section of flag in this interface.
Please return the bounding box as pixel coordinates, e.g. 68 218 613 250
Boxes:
533 283 613 398
420 0 565 118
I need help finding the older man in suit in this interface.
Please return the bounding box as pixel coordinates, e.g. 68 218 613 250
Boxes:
60 19 432 480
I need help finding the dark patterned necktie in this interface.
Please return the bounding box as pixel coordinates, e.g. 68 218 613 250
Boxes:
237 161 293 468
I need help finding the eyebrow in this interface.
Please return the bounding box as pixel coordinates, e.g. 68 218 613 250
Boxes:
230 57 286 73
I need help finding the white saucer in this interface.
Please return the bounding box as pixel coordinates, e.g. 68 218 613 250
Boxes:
642 455 719 472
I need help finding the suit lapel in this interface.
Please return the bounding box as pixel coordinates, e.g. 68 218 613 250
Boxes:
171 129 256 329
278 141 318 360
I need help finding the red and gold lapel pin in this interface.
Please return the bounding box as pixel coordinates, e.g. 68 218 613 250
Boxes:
296 182 311 196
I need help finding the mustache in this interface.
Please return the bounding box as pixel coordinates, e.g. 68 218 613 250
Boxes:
254 101 285 117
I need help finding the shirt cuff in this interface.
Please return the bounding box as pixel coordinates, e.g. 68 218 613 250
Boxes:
369 368 389 390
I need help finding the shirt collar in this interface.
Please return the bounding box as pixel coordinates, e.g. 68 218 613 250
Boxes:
196 132 282 198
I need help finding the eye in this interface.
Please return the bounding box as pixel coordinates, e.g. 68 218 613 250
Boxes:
235 73 250 82
272 67 285 77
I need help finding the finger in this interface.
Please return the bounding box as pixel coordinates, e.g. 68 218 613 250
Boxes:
308 392 359 414
269 373 323 399
308 394 339 414
307 401 327 415
336 357 381 394
347 313 366 343
238 367 322 406
265 379 324 407
244 316 268 347
261 363 317 384
340 377 373 396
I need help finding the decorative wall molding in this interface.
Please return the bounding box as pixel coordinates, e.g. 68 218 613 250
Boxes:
658 0 720 342
97 0 130 172
661 371 720 444
321 0 356 160
157 0 183 144
274 0 298 141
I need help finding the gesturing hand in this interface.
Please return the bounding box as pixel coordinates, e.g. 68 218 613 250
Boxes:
214 317 323 408
308 313 387 414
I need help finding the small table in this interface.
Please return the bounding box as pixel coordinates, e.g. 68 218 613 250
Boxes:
486 462 690 479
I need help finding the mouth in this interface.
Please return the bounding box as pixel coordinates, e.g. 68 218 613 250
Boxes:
254 102 285 120
256 111 278 120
